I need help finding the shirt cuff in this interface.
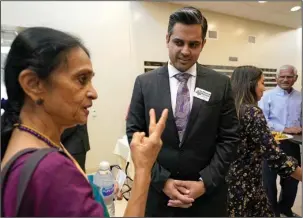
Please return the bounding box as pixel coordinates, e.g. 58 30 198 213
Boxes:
273 123 285 132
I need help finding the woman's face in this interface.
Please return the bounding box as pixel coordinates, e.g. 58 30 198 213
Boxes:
255 74 265 101
42 47 98 127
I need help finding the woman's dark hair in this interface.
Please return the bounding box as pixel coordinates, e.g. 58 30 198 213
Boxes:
1 27 90 158
168 6 208 41
230 65 263 118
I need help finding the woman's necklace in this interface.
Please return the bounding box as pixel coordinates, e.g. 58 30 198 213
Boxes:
14 123 88 180
14 123 63 150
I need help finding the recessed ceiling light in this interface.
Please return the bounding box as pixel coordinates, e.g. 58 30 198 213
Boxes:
290 6 301 12
258 1 267 3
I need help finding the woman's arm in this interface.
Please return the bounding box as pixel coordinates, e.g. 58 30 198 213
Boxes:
245 106 302 181
124 109 168 217
123 170 151 217
291 166 302 181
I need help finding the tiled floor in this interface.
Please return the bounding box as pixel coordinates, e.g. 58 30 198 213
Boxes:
113 179 302 217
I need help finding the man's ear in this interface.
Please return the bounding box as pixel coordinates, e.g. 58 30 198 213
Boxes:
201 39 207 51
294 74 298 82
166 34 170 48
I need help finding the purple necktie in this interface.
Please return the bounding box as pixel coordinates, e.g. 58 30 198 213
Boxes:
174 73 191 142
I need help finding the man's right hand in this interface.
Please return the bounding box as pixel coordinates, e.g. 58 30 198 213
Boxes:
163 179 194 208
284 127 302 134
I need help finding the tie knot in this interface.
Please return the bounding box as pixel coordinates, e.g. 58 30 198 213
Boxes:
174 73 191 83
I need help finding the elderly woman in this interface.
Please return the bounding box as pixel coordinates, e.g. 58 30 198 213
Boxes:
1 27 168 217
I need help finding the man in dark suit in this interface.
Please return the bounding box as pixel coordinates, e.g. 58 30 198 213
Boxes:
126 7 240 217
61 124 90 172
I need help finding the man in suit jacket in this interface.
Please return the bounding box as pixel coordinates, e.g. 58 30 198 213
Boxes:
126 7 240 217
61 124 90 172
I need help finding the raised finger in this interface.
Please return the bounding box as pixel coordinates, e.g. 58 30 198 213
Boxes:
149 109 156 135
153 109 169 138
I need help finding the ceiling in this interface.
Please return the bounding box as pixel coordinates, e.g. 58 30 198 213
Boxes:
170 1 302 29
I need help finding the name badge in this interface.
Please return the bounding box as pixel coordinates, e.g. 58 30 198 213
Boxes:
194 87 211 102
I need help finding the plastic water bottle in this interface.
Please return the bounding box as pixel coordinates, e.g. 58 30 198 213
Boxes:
93 161 115 217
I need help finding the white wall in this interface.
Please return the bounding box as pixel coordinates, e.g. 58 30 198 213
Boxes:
1 1 301 172
295 27 302 91
129 2 302 89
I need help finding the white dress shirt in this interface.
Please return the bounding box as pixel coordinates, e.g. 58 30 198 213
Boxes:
168 62 203 181
168 62 197 116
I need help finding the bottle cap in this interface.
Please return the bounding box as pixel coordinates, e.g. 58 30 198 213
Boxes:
99 161 110 171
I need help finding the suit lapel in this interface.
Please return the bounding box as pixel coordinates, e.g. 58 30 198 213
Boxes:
157 66 180 143
181 64 207 145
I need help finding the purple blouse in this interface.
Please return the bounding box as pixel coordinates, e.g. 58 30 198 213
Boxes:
3 151 105 217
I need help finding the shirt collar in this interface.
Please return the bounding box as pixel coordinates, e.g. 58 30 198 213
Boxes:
275 85 294 96
168 61 197 78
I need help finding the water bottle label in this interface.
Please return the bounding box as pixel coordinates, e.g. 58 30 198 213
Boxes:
101 184 114 197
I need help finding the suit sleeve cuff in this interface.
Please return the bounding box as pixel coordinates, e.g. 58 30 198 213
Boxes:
199 169 215 194
151 167 171 193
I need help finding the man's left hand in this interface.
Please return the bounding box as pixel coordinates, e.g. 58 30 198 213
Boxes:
167 180 206 207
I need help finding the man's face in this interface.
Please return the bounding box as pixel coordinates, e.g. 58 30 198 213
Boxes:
166 23 206 72
276 67 297 91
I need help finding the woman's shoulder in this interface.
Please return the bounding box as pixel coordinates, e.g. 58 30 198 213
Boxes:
3 149 103 216
241 104 263 118
241 104 262 112
34 149 76 173
11 149 85 187
4 149 83 198
4 149 74 180
2 150 75 215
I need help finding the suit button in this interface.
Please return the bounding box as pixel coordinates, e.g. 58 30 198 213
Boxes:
177 171 179 175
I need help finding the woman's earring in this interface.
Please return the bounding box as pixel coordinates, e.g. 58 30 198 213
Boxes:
35 98 44 105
